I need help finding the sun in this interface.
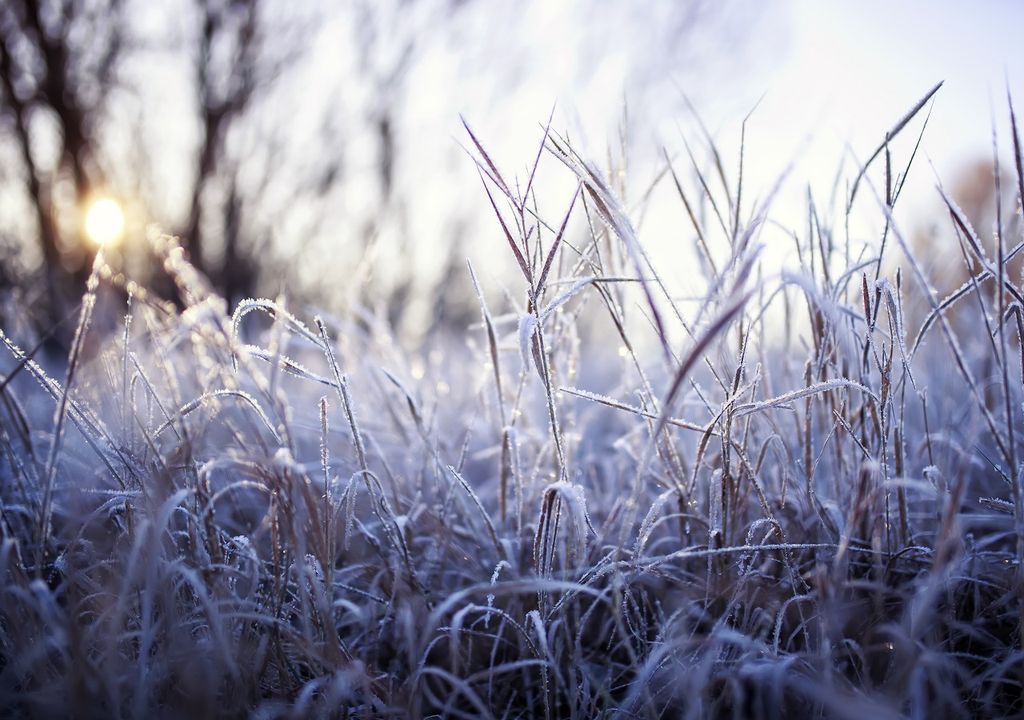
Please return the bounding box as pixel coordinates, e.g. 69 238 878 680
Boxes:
83 196 126 248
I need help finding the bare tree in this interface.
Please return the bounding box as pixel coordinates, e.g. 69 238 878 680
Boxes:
0 0 125 324
184 0 260 283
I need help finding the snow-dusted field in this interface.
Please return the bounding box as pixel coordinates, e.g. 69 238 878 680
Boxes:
1 99 1022 718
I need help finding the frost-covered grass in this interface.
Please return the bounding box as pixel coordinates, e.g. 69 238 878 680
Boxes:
1 91 1024 718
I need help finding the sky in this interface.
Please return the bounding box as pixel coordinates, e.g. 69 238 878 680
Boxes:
741 0 1024 220
369 0 1024 310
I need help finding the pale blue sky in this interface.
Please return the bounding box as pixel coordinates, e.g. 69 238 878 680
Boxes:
745 0 1024 208
421 0 1024 286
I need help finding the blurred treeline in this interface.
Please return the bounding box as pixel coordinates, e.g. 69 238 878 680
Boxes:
0 0 485 340
0 0 736 348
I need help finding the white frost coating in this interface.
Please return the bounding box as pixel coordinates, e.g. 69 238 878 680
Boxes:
538 276 596 321
243 345 338 388
230 297 324 372
731 379 878 418
634 488 680 557
485 560 512 628
517 314 537 371
154 388 282 442
560 385 707 432
0 329 120 470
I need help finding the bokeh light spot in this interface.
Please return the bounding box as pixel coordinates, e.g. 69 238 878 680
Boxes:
84 196 125 248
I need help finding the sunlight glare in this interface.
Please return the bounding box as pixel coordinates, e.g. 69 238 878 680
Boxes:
84 196 125 248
